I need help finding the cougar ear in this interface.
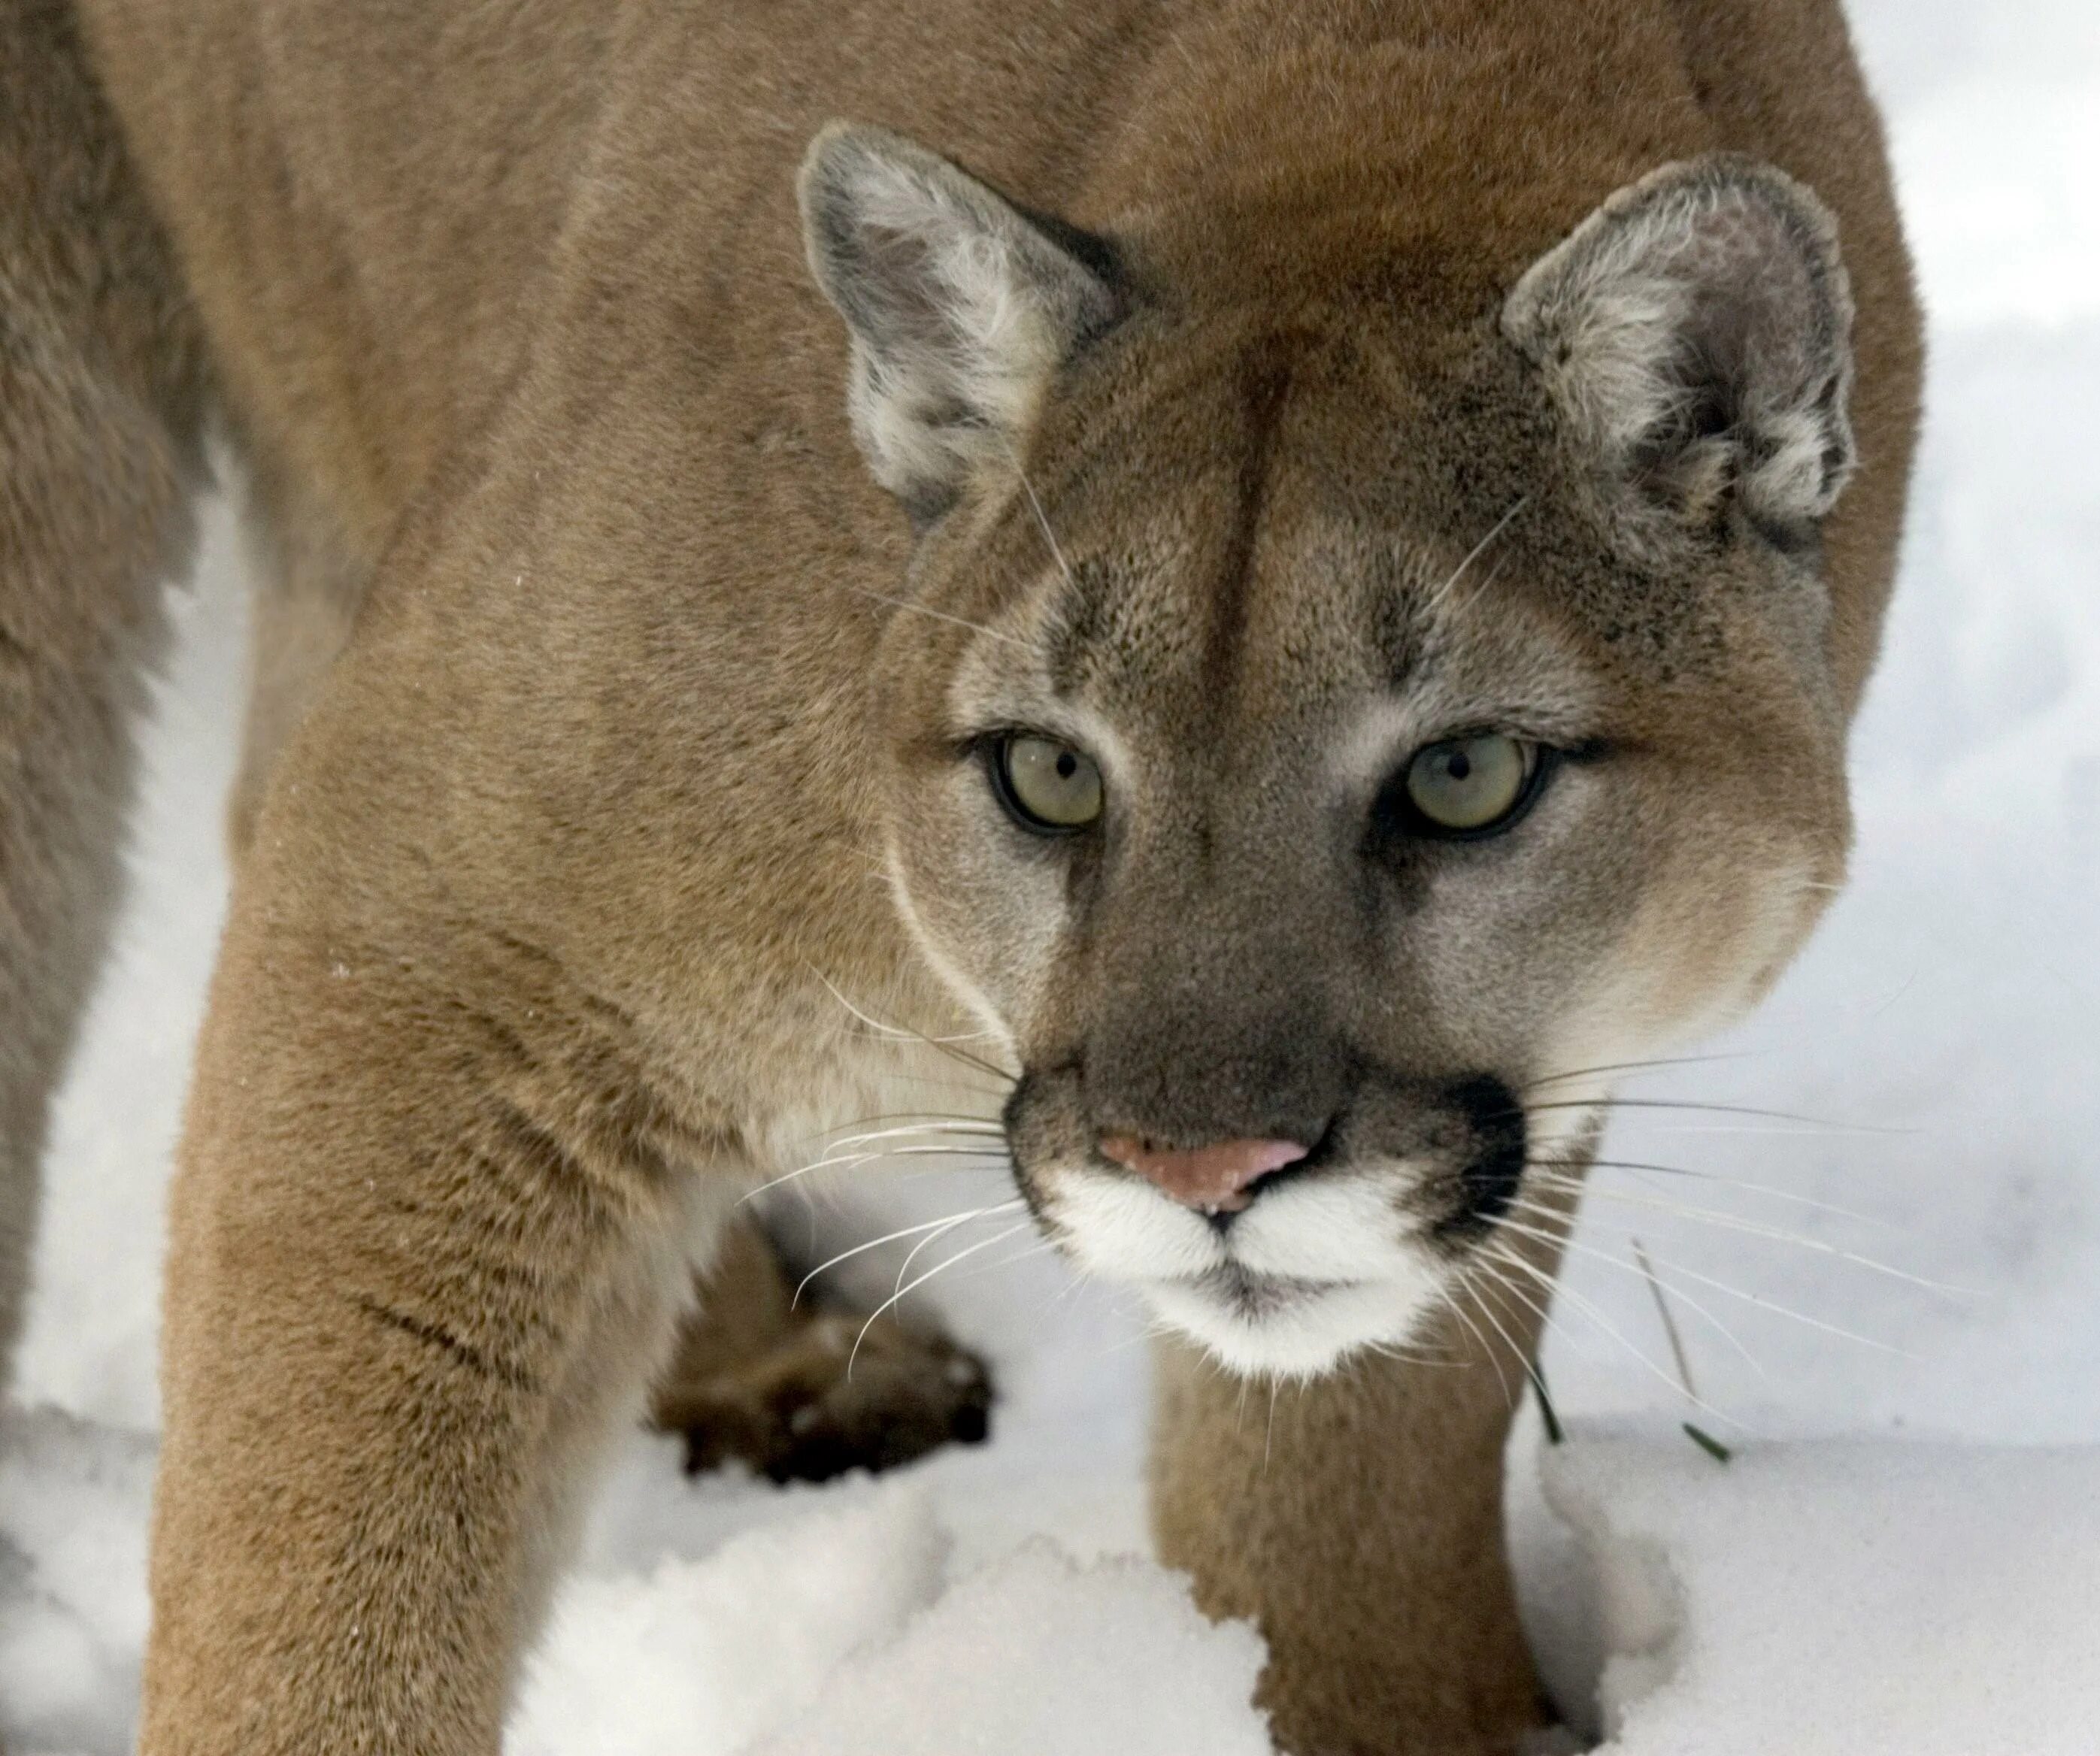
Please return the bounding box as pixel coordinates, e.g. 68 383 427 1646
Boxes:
798 123 1122 525
1503 156 1856 545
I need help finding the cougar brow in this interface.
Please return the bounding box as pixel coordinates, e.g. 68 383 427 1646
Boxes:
1201 335 1299 697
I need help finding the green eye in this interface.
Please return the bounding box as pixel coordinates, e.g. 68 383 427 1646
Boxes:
1402 734 1539 834
993 734 1104 833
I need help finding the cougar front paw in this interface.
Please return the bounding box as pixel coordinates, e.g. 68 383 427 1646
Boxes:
652 1309 992 1483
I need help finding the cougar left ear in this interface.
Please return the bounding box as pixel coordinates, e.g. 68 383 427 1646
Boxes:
1503 156 1856 544
798 123 1122 525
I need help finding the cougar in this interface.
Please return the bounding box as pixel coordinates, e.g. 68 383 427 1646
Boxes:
0 0 1920 1748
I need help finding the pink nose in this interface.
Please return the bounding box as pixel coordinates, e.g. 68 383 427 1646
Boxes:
1097 1134 1312 1213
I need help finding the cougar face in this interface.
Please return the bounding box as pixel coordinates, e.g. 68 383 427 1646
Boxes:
805 132 1858 1375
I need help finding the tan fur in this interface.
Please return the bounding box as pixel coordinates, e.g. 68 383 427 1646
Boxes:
223 455 368 859
0 0 1920 1750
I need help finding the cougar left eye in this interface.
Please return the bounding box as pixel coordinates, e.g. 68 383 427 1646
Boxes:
1398 734 1539 835
992 733 1103 833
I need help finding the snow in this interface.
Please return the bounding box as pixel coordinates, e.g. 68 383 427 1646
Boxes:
6 1 2098 1750
1543 1431 2100 1755
743 1536 1270 1756
513 1482 1268 1756
0 1411 153 1755
511 1487 954 1756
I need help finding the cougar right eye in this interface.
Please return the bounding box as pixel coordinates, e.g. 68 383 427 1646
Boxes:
989 733 1103 834
1375 733 1547 842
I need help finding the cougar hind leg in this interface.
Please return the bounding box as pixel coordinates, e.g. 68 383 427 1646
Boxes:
651 1214 993 1483
0 0 207 1385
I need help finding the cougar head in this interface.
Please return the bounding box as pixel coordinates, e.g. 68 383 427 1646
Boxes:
801 124 1857 1376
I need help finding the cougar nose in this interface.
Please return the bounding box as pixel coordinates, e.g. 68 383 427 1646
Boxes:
1097 1134 1312 1213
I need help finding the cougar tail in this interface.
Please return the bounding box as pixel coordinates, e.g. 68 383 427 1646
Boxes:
0 0 208 1383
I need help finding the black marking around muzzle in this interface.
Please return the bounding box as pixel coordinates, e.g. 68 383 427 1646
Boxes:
1000 1067 1063 1236
1437 1073 1526 1240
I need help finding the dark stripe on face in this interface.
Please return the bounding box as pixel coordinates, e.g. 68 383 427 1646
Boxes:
1438 1073 1527 1239
1202 334 1300 695
1001 1070 1062 1235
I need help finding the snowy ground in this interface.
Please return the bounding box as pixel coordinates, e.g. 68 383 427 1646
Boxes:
6 2 2098 1750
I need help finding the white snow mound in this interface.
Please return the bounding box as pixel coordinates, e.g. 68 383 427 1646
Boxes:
513 1484 1269 1756
0 1408 156 1756
1545 1426 2100 1754
747 1538 1271 1756
511 1484 948 1755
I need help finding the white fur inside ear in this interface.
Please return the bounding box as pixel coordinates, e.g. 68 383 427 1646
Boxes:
1504 156 1857 537
837 173 1058 501
799 125 1117 515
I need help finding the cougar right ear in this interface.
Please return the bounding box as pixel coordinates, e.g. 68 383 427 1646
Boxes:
798 123 1122 527
1503 156 1857 546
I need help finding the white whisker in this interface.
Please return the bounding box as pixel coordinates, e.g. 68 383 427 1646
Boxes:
845 584 1035 650
1425 495 1529 616
948 1237 1059 1286
1620 1252 1913 1356
1437 1281 1514 1408
1556 1158 1897 1230
792 1200 1023 1304
808 967 1010 1054
1525 1096 1900 1134
848 1223 1032 1377
1492 1206 1769 1384
738 1125 1009 1207
1465 1255 1594 1370
1002 434 1076 590
1485 1240 1750 1431
1512 1186 1914 1355
807 965 1017 1088
818 1119 1005 1152
1521 1176 1965 1295
1523 1051 1753 1093
886 1198 1012 1307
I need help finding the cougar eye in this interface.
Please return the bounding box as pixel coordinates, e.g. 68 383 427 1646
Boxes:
1398 734 1540 835
991 733 1103 833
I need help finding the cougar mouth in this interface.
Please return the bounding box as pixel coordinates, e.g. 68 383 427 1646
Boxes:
1194 1264 1352 1319
1141 1264 1441 1379
1024 1150 1454 1375
1002 1067 1538 1376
